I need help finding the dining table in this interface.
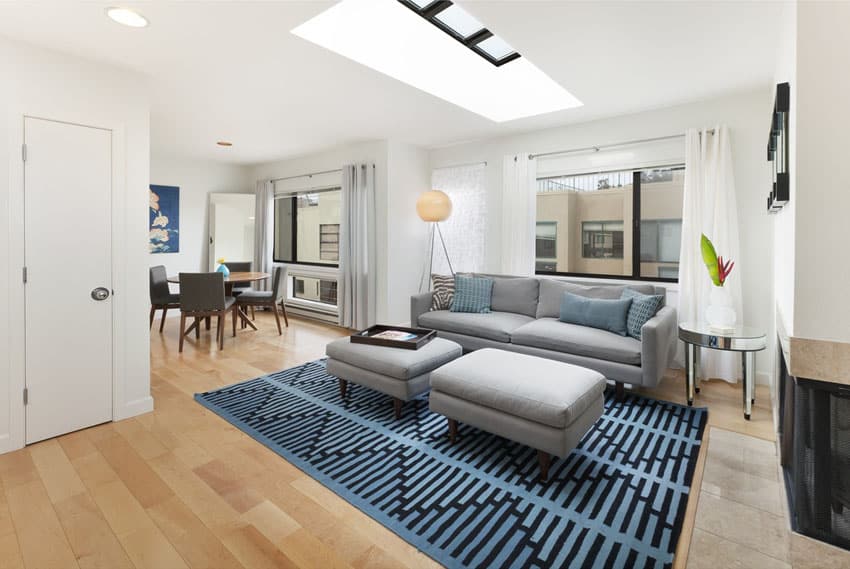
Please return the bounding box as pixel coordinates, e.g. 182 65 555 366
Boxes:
168 271 270 331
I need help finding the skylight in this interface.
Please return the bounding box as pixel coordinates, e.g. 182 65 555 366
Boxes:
291 0 582 122
399 0 518 66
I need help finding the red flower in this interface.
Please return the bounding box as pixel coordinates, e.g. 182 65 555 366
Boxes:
717 255 735 285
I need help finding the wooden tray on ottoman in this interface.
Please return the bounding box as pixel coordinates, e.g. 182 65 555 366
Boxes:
351 325 436 350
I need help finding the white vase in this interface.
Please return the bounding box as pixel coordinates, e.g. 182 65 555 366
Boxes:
705 286 736 332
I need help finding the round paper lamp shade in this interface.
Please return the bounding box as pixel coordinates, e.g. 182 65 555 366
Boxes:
416 190 452 222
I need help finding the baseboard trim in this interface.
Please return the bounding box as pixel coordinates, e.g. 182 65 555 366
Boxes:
0 434 14 455
115 395 154 421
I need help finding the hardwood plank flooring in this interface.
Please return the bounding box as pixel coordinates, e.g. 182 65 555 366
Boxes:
0 312 777 568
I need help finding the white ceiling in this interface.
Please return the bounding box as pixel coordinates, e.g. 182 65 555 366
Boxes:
0 1 781 164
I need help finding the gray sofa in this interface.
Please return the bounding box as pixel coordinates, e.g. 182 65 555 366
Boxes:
410 275 678 392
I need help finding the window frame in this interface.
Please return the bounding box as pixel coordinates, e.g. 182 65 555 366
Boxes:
397 0 521 67
272 186 341 268
534 165 684 284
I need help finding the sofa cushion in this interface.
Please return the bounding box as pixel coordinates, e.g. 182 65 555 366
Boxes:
450 276 494 313
326 337 462 380
537 279 657 319
486 276 540 318
559 292 632 336
511 318 642 365
430 348 607 429
418 310 534 343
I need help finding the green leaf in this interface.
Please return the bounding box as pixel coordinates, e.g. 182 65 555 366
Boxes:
700 234 721 286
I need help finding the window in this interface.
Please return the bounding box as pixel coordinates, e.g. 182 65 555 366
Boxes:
535 222 557 260
273 188 341 266
582 222 624 259
397 0 520 66
291 276 338 308
535 165 684 281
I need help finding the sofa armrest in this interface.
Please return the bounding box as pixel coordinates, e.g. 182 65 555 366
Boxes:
640 305 678 388
410 292 433 327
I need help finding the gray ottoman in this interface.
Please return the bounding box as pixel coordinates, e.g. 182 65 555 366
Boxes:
429 348 606 482
326 337 462 419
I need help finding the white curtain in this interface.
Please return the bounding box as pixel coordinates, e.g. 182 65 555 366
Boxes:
253 179 274 290
430 163 487 275
501 154 537 275
338 164 376 330
678 126 743 382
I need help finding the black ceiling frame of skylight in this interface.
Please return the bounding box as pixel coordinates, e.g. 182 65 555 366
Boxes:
398 0 521 67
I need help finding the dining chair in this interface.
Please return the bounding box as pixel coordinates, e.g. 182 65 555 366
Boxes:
149 265 180 333
235 266 289 334
177 272 237 352
227 261 252 295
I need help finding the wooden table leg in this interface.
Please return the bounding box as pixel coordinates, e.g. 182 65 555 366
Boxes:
237 308 257 331
448 418 458 443
538 450 551 483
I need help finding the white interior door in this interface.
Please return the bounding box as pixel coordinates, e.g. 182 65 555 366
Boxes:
24 117 113 444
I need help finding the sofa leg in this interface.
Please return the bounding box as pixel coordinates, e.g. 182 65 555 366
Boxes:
615 381 625 402
447 418 458 443
338 378 347 399
393 398 403 420
538 450 551 483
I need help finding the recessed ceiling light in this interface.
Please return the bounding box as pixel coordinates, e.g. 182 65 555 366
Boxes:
216 141 233 147
106 7 148 28
291 0 581 122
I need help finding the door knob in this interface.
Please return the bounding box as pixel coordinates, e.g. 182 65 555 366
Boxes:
91 287 110 301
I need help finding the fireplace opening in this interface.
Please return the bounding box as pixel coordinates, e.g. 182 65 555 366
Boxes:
779 338 850 550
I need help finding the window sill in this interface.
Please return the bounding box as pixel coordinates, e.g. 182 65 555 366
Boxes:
535 272 679 291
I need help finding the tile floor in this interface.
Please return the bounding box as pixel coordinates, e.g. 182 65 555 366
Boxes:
687 427 850 569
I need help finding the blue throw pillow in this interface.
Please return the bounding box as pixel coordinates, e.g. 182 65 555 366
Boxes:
450 276 493 313
559 292 632 336
621 288 664 340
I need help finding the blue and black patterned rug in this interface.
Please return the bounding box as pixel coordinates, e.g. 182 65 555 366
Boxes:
195 359 707 569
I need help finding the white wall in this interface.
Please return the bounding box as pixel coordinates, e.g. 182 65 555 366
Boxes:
792 1 850 344
150 154 252 275
386 141 431 324
0 37 151 453
429 88 775 383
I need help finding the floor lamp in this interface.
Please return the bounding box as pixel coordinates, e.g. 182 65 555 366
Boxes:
417 190 454 292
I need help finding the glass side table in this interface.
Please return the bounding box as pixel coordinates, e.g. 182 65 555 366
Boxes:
678 321 767 420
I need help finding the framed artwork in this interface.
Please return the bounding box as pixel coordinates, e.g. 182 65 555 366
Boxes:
149 184 180 253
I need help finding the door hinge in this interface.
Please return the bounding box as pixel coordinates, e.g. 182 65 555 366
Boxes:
22 266 27 283
23 388 28 405
22 144 27 162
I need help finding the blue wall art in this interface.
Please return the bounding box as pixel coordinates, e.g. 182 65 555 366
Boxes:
149 184 180 253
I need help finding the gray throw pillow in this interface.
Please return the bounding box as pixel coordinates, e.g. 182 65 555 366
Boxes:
559 291 633 336
450 276 493 313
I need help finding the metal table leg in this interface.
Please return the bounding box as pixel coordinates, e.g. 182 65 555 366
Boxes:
685 342 695 406
742 351 754 420
694 345 701 394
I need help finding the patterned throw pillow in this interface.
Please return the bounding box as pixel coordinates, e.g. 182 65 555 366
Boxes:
430 274 455 311
450 276 494 313
621 288 664 340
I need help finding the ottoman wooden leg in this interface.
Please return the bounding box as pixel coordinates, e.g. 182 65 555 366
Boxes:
338 378 348 399
448 418 458 443
393 398 403 420
615 381 625 402
538 450 551 483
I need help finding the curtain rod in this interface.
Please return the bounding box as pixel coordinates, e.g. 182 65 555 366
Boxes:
269 163 375 184
433 160 488 170
529 129 716 160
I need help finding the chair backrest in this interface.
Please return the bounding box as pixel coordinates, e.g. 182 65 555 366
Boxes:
178 272 226 312
227 261 252 289
271 266 287 303
149 265 171 304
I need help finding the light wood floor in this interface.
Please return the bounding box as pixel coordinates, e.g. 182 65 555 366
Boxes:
0 313 775 569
